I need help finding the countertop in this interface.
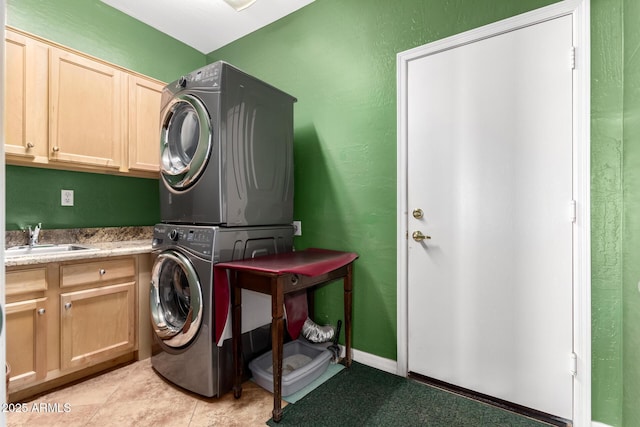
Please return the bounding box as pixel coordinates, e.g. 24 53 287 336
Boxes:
4 240 153 267
4 226 154 267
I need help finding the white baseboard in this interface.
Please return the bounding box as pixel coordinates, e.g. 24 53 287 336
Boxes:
343 346 398 375
592 422 614 427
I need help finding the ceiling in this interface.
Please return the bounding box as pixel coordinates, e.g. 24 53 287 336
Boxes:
100 0 315 54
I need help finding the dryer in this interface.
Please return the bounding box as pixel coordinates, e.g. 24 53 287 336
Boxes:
159 61 296 226
149 223 293 397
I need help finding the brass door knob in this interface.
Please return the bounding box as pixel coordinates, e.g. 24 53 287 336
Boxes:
412 231 431 242
412 209 424 219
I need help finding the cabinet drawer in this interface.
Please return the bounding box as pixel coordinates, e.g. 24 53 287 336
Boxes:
61 258 135 288
6 268 48 296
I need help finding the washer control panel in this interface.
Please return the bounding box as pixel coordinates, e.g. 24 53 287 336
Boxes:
153 224 216 258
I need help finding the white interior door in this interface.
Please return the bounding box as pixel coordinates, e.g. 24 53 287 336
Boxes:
406 15 574 419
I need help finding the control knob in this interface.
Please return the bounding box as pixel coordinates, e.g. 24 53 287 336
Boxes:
178 76 187 88
168 229 179 241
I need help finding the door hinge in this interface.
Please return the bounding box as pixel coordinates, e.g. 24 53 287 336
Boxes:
570 46 576 70
569 352 577 377
570 200 577 223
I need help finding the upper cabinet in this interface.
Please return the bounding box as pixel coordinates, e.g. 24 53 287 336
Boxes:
49 48 125 170
127 75 164 174
4 30 49 162
4 27 165 178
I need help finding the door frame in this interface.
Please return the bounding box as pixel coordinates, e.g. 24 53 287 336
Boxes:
1 4 7 411
396 0 590 424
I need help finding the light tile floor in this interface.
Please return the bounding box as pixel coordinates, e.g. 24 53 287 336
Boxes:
6 359 281 426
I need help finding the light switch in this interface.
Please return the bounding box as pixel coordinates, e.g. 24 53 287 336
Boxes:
61 189 74 206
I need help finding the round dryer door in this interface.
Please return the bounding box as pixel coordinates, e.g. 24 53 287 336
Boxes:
160 94 212 190
150 250 203 348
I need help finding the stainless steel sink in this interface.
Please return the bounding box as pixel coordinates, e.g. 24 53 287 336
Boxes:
5 244 95 257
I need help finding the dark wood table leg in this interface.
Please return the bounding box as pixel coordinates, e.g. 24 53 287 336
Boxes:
271 276 285 422
307 288 315 322
344 263 353 367
232 272 243 399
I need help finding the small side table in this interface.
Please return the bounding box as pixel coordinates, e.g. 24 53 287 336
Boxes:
215 248 358 423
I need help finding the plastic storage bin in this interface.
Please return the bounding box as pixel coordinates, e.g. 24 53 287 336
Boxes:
249 339 332 395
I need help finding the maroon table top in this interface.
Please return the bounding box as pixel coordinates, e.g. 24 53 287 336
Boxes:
215 247 358 276
213 248 358 343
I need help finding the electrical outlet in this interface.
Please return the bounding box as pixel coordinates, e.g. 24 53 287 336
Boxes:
61 189 74 206
293 220 302 236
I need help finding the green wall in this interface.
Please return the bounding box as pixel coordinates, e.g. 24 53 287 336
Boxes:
592 0 640 424
208 0 635 425
623 0 640 425
5 0 206 231
591 0 624 424
5 166 159 230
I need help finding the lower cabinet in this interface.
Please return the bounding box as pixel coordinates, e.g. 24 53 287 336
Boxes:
5 267 49 392
5 297 48 388
60 282 135 370
5 255 143 400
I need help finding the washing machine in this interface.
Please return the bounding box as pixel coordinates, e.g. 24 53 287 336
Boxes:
159 61 296 226
149 223 293 397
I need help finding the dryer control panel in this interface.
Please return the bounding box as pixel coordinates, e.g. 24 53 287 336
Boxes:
176 62 222 90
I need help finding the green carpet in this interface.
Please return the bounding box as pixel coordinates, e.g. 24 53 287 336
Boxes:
267 362 554 426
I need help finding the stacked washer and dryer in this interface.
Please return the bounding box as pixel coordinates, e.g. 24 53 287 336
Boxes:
149 62 296 397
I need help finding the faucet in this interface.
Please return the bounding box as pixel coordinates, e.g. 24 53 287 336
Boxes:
28 223 42 248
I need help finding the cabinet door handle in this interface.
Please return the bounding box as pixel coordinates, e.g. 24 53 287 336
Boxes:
99 269 106 276
64 302 72 310
52 146 60 152
37 308 46 315
26 142 34 149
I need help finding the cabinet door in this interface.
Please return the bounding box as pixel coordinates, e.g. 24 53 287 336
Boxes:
128 75 163 174
4 30 48 161
5 298 48 390
49 48 124 169
60 282 135 370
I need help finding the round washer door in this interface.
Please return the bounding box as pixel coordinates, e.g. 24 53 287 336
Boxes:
160 94 212 190
150 250 203 348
